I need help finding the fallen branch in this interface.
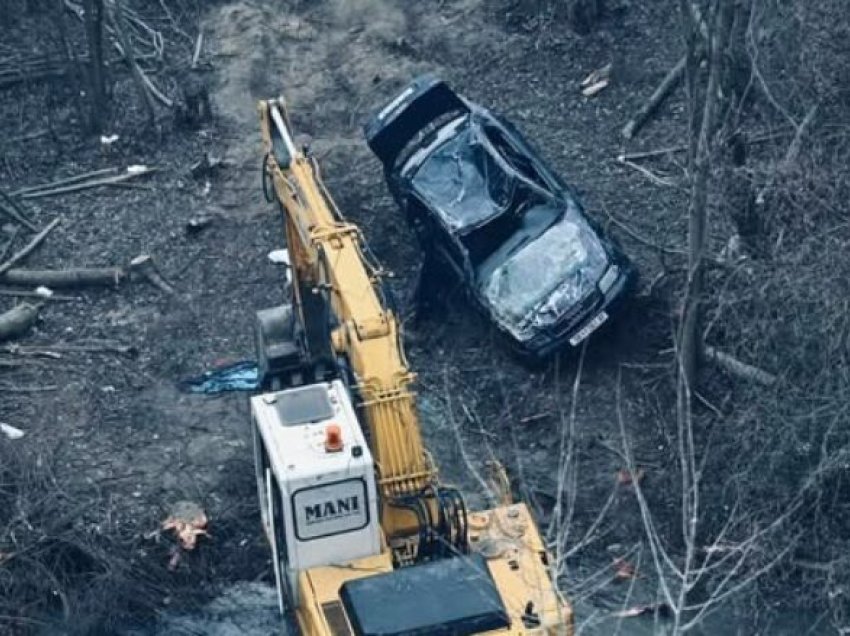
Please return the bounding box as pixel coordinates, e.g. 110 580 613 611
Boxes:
130 254 177 297
0 227 20 261
5 129 49 144
0 190 38 231
191 30 204 68
599 204 684 255
2 339 136 356
17 168 155 199
0 303 40 340
617 157 678 187
0 289 80 302
0 383 58 393
106 0 162 119
10 168 118 197
0 218 61 277
756 103 819 207
618 130 795 163
703 345 777 386
621 54 688 140
0 267 125 288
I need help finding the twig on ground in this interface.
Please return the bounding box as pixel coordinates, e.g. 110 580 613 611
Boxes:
0 383 58 393
599 204 684 255
192 30 204 68
10 168 119 197
0 190 38 231
0 289 80 302
2 339 136 356
0 227 20 261
17 168 156 199
617 157 679 187
621 55 688 140
0 218 61 277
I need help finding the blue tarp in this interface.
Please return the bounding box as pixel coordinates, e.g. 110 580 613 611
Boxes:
179 360 259 394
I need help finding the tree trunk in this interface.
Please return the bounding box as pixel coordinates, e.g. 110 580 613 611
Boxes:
679 0 733 391
82 0 107 133
565 0 602 35
106 0 157 127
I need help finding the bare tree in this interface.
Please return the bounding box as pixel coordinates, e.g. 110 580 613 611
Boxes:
82 0 107 132
678 0 733 392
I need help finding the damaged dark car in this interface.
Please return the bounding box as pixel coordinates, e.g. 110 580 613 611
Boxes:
364 75 636 358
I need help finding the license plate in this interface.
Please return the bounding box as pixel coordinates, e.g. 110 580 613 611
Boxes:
569 311 608 346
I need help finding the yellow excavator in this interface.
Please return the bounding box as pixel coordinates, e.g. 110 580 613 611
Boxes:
251 95 573 635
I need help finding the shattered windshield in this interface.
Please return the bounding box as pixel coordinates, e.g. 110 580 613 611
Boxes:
482 217 608 331
411 124 514 230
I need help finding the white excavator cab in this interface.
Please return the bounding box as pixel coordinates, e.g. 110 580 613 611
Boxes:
251 380 382 613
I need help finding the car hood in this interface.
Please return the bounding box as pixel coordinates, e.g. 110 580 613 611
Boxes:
479 214 609 340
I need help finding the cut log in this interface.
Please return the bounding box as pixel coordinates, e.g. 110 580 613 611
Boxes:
0 267 125 288
621 55 688 140
0 303 40 340
703 345 776 386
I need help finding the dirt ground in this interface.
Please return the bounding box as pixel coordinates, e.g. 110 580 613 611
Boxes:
1 0 829 633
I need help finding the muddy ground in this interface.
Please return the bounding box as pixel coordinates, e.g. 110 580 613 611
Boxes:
1 0 834 634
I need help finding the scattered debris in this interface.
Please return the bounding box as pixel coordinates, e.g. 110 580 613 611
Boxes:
0 303 40 340
190 153 225 179
167 547 182 571
0 218 61 277
612 557 637 580
162 501 208 550
186 215 214 234
613 603 671 619
582 79 609 97
179 360 259 394
267 249 290 265
0 423 25 440
129 254 178 297
616 467 645 487
580 63 611 97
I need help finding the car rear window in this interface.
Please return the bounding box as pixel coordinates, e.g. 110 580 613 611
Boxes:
412 125 515 231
